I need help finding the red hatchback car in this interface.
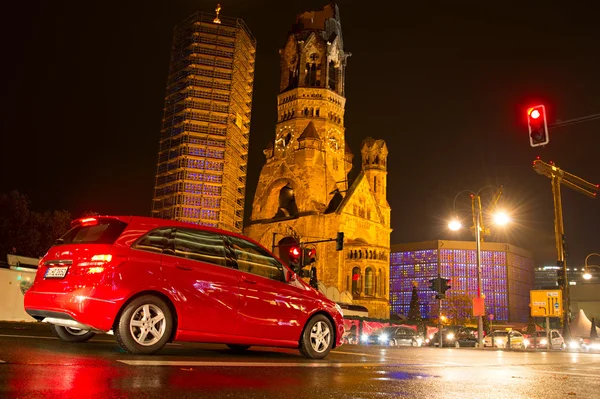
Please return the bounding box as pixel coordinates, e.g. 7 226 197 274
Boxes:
24 216 344 359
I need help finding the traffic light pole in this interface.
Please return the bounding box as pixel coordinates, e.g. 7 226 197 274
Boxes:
438 273 443 349
533 159 599 340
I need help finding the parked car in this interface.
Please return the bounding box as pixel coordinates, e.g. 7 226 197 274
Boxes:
523 330 566 349
483 330 525 348
431 327 480 348
363 326 424 347
24 216 344 359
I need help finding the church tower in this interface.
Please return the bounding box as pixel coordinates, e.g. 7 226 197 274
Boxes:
245 3 391 319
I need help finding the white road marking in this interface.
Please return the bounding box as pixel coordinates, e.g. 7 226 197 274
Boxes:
119 360 413 367
0 334 57 340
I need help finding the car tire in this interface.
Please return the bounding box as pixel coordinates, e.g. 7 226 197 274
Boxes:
115 295 173 355
50 325 96 343
227 344 251 353
299 314 334 359
388 339 397 347
454 341 460 348
411 339 419 347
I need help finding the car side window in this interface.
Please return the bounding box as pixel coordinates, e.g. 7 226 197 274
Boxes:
552 332 559 339
172 228 227 267
227 236 285 282
133 228 173 254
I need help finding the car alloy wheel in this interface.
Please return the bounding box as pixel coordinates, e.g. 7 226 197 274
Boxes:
116 295 173 355
299 314 334 359
129 303 167 346
65 327 90 336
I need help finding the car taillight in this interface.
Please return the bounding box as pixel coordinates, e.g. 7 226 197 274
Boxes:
78 254 113 274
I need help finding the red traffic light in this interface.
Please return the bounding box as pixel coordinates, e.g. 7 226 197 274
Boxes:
529 109 541 119
289 246 301 259
527 105 549 147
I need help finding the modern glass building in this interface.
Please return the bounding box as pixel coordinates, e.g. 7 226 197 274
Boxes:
152 10 256 233
390 240 534 323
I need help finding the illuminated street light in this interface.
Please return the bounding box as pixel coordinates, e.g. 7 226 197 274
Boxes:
493 211 510 226
583 253 600 281
449 186 507 348
448 219 462 231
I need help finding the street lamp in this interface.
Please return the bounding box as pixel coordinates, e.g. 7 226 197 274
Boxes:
449 186 508 348
583 253 600 280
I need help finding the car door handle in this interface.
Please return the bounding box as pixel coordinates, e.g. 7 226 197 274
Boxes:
242 276 257 284
176 264 192 271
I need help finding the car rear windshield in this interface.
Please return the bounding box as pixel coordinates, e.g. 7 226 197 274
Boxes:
56 219 128 245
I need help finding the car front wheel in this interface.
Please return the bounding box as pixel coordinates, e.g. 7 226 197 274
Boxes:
115 295 173 355
51 325 96 343
299 314 334 359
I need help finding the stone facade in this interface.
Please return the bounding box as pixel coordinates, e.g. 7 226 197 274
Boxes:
244 3 392 319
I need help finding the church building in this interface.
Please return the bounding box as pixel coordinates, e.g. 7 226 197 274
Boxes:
244 3 392 319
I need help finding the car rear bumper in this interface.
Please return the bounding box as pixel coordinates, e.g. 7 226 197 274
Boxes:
24 289 121 332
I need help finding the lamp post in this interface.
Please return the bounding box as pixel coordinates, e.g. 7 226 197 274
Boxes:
583 253 600 281
448 186 509 348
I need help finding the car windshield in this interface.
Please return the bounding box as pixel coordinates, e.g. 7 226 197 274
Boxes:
532 332 549 337
374 327 396 335
493 331 509 337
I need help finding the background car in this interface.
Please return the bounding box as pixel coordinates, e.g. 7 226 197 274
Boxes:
363 326 424 347
524 330 566 349
24 216 344 359
431 327 480 348
483 330 525 348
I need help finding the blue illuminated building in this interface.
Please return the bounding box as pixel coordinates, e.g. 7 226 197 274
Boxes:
390 240 534 323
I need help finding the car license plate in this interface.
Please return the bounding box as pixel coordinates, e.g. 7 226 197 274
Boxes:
45 266 69 279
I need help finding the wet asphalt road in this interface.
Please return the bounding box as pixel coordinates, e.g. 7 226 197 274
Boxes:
1 322 599 399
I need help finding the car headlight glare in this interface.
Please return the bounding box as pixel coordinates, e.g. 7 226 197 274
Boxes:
446 333 455 340
378 334 388 342
361 334 369 342
540 339 547 345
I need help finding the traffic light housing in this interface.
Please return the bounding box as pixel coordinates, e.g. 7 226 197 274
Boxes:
429 278 441 293
289 246 301 267
302 247 316 267
336 232 344 251
440 278 451 294
429 277 451 294
527 105 549 147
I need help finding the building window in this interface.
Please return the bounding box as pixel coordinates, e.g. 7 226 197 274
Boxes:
365 267 374 296
352 267 361 298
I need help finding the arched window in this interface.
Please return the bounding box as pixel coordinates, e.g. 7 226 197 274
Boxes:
365 267 374 296
352 267 361 298
328 61 338 91
305 53 319 86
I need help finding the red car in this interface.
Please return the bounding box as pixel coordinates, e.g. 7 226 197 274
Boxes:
24 216 344 359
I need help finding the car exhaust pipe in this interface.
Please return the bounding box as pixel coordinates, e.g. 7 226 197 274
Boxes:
41 317 103 333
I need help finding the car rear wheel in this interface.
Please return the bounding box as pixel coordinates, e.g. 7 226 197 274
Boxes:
227 344 251 353
115 295 173 355
50 325 96 343
299 314 334 359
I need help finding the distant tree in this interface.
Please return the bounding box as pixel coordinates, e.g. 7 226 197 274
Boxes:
527 315 537 335
443 293 476 326
407 285 422 323
0 191 38 259
591 318 598 339
0 191 72 259
35 210 73 256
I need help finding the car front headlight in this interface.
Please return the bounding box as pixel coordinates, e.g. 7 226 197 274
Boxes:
569 341 580 349
540 339 547 345
361 334 369 342
446 333 455 340
523 339 530 347
378 334 388 342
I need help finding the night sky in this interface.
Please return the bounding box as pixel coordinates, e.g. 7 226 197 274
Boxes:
1 1 599 269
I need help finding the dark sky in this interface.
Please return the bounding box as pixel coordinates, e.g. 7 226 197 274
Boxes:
1 1 599 269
